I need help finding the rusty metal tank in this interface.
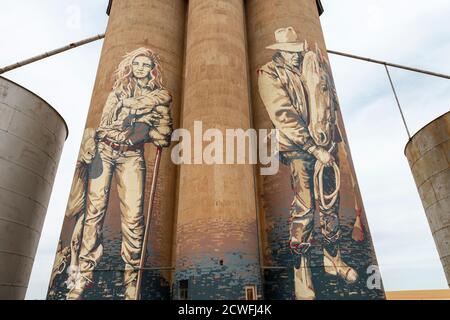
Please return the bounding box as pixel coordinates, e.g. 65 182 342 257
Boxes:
405 111 450 288
0 76 68 299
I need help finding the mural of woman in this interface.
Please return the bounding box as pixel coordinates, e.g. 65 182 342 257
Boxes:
62 48 173 300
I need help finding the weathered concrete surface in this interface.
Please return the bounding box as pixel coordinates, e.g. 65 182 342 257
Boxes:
47 0 186 300
246 0 385 299
174 0 263 300
0 76 67 300
405 111 450 287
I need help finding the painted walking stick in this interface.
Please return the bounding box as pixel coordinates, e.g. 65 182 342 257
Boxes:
135 146 163 300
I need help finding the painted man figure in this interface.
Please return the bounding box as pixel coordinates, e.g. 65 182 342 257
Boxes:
67 48 173 300
258 27 358 300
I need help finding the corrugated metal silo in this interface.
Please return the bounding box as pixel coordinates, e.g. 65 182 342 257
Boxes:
0 76 68 299
405 111 450 288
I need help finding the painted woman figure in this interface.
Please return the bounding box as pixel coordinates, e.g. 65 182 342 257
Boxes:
66 48 173 300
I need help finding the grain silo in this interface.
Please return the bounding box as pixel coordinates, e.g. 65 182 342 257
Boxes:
405 111 450 288
47 0 185 300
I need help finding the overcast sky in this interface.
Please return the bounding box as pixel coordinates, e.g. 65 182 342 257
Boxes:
0 1 448 299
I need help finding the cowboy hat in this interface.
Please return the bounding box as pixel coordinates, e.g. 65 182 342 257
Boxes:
266 27 305 52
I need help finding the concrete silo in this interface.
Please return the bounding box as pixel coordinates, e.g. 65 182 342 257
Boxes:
46 0 388 300
47 0 186 300
0 76 68 299
405 111 450 288
245 0 385 299
173 0 263 300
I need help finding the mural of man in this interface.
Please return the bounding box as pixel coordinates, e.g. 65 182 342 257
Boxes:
258 27 358 300
65 48 173 300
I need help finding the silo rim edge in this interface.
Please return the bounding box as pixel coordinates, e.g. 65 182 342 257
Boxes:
404 110 450 156
0 76 69 141
107 0 325 16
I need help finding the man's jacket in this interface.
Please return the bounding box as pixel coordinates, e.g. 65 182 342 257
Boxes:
97 84 173 148
258 58 316 153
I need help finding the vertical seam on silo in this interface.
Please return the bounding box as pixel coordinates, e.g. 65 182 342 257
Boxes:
242 0 265 298
171 0 190 299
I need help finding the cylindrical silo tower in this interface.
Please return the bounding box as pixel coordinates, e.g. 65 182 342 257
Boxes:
245 0 385 299
0 76 68 300
173 0 263 300
47 0 186 300
405 111 450 288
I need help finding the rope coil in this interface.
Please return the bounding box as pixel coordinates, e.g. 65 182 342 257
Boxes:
313 161 340 210
313 143 340 210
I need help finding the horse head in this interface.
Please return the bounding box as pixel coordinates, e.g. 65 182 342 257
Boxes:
302 48 336 147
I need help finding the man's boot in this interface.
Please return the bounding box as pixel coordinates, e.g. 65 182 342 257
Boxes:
323 246 358 284
124 267 138 300
290 235 315 300
294 254 315 300
66 274 93 300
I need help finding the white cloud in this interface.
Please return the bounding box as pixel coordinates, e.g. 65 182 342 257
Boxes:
322 0 449 291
